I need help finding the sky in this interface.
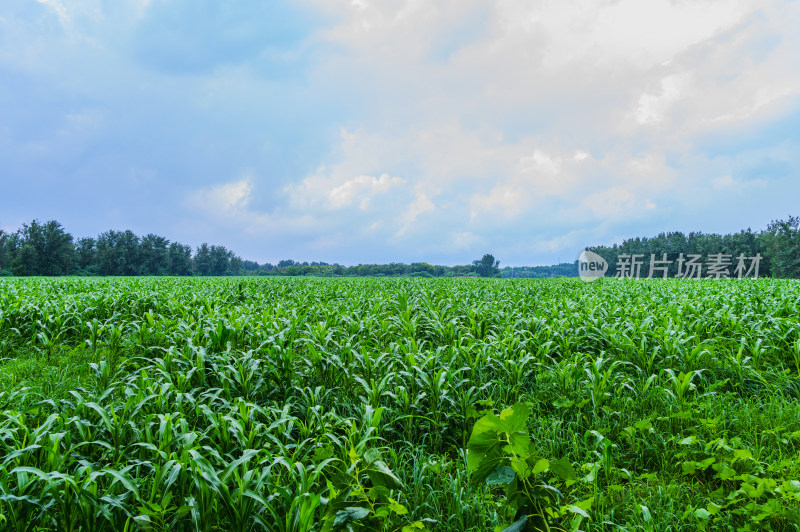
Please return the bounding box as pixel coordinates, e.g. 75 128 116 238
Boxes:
1 0 798 266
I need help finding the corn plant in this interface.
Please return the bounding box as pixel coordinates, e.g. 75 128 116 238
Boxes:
0 276 798 531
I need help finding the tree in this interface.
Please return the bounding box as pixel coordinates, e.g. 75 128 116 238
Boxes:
473 253 500 277
242 260 260 272
229 254 243 275
168 242 193 275
763 216 800 278
0 229 8 274
94 229 141 276
9 220 74 276
139 233 170 275
117 230 141 276
12 245 37 276
0 221 251 277
208 245 231 275
74 237 98 275
96 231 123 275
41 220 75 275
0 231 21 275
194 244 212 275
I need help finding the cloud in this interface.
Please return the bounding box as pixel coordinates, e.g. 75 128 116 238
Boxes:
396 189 435 236
292 0 798 258
330 174 405 209
2 0 799 265
450 231 481 251
581 187 654 220
35 0 69 26
289 171 406 210
468 147 591 219
188 179 253 214
635 73 691 124
184 176 330 248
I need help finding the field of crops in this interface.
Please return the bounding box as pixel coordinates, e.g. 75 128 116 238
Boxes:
1 277 799 531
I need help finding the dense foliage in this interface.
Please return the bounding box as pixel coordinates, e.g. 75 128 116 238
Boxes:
762 216 800 278
3 216 800 278
1 277 799 531
253 261 488 278
0 221 498 278
588 217 800 279
0 222 242 277
501 263 578 279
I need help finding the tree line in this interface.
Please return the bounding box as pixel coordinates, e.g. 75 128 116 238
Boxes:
2 216 797 278
0 221 244 276
588 216 800 278
480 216 800 279
254 254 501 278
501 262 578 278
0 220 503 278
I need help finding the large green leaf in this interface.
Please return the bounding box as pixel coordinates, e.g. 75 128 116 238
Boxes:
365 460 403 490
468 403 531 476
549 458 577 481
333 507 370 527
500 516 528 532
499 403 530 433
485 466 516 486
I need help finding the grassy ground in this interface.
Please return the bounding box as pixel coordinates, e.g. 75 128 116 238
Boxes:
0 277 799 531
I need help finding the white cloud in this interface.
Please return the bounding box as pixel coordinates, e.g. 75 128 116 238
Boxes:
36 0 70 26
450 231 481 250
287 169 407 210
712 174 767 192
327 174 405 209
284 0 799 262
519 150 561 176
712 175 735 190
184 177 326 243
469 147 592 219
189 179 252 214
5 0 799 265
635 73 691 124
396 190 435 236
582 187 643 219
470 184 524 219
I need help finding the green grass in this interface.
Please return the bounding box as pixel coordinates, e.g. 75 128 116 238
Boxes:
0 277 798 531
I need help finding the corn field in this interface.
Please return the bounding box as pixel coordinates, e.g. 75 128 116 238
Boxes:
1 277 799 531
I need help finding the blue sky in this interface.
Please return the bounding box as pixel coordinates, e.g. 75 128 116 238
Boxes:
1 0 798 266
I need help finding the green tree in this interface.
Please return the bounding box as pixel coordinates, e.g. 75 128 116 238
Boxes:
194 243 213 275
9 220 74 276
95 230 140 276
0 232 21 275
118 230 141 276
209 245 231 275
473 253 500 277
0 229 8 274
96 230 123 275
228 253 243 275
139 233 170 275
74 237 98 275
12 244 37 276
763 216 800 278
242 260 260 272
168 242 193 275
